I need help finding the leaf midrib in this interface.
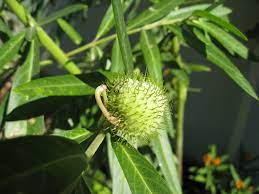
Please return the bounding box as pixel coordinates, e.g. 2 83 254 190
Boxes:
129 0 179 29
0 33 24 67
120 145 153 194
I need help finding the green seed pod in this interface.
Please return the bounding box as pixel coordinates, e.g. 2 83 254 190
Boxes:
105 75 169 145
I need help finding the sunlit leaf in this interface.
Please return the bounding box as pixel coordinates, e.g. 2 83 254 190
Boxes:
96 0 133 39
0 31 25 71
57 18 83 45
52 128 93 143
140 30 163 84
128 0 184 29
0 18 12 37
14 75 95 99
190 20 248 59
166 3 231 20
111 0 134 73
5 40 45 138
112 140 172 194
192 10 247 40
111 39 125 73
190 28 257 99
38 4 87 25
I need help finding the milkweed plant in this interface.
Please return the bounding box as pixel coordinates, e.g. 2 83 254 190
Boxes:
0 0 257 193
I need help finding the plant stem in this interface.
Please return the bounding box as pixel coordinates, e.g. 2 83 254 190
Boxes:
85 132 106 160
111 0 134 73
176 83 187 182
66 18 181 57
4 0 81 74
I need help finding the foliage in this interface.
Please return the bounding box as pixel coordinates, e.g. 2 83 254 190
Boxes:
189 145 259 194
0 0 257 193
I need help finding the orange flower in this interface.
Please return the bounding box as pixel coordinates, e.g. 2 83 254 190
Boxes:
235 180 245 190
212 157 221 166
203 154 212 166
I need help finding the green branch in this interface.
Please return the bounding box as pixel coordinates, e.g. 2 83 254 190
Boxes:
4 0 81 74
66 18 182 57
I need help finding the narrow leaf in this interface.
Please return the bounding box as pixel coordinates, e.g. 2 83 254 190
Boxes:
14 74 95 99
57 18 83 45
127 0 184 29
52 128 93 144
192 28 258 99
0 18 12 37
0 31 25 70
187 64 211 73
112 140 172 194
107 135 131 194
96 0 133 39
193 10 247 40
0 136 87 193
5 40 45 138
111 0 134 73
111 39 125 73
140 30 163 84
38 4 87 26
151 132 181 194
190 20 248 59
166 3 231 21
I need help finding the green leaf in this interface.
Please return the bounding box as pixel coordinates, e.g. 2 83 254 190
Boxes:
57 18 83 45
192 28 258 99
141 30 181 194
0 31 25 71
190 20 248 59
107 135 131 194
127 0 184 29
5 40 45 138
0 135 87 193
95 0 133 39
192 10 247 40
52 128 93 144
38 4 87 26
186 64 211 73
151 132 181 194
14 74 95 99
111 39 125 73
112 140 172 194
166 3 231 20
111 0 134 73
0 18 12 37
140 30 163 84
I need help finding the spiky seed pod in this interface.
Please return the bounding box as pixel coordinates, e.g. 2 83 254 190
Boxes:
105 75 169 145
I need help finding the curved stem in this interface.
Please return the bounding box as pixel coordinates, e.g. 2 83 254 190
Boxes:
66 18 181 57
95 85 119 125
